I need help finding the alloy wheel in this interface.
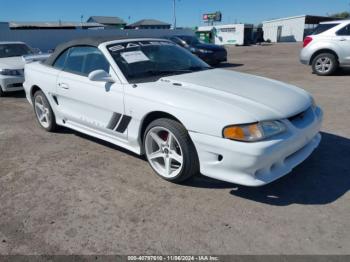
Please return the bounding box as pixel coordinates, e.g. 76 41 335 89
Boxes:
145 127 184 178
315 57 332 74
34 94 51 128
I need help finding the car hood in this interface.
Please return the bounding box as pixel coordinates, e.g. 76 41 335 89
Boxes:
0 56 25 69
161 69 311 122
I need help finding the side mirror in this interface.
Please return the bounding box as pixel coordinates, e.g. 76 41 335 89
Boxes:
181 41 189 47
88 70 115 83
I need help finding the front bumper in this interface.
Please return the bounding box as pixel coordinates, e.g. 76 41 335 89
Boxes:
0 75 24 92
23 81 33 104
196 51 227 64
190 107 323 186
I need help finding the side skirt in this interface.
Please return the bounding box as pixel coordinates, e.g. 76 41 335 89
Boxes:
62 121 141 155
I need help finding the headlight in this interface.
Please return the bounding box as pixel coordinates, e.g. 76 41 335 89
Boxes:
198 49 213 54
0 69 21 76
223 121 286 142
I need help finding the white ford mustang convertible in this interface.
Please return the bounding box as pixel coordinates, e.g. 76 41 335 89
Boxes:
23 37 323 186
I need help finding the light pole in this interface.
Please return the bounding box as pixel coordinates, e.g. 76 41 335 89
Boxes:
172 0 179 29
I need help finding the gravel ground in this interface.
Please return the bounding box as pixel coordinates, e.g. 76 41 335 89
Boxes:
0 43 349 255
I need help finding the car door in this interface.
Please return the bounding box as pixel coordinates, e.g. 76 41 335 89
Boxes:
55 46 127 140
336 24 350 64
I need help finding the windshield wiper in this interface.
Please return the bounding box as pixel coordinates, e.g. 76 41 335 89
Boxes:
141 67 212 78
188 66 213 71
2 55 23 58
144 69 192 76
150 67 212 75
158 69 193 73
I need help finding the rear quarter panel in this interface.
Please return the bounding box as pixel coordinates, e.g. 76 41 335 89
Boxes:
24 62 59 103
303 36 343 64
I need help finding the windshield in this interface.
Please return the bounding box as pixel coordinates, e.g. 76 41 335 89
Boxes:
311 23 339 35
108 40 211 83
0 44 32 58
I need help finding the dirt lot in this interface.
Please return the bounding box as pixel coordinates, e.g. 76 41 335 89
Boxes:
0 43 349 255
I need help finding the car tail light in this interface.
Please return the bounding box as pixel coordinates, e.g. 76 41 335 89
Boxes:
303 36 313 48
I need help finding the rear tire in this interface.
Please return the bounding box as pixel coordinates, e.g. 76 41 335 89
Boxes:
143 118 199 183
33 90 57 132
312 53 338 76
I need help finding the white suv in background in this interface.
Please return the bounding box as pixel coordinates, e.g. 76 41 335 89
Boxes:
300 20 350 76
0 42 34 96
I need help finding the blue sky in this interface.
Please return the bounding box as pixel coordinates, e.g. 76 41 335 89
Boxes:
0 0 349 26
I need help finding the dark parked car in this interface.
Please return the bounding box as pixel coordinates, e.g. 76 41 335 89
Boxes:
165 35 227 65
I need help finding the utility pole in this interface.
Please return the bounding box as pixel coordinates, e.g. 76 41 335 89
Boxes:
173 0 177 29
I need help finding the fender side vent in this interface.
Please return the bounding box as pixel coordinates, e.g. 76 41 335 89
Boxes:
107 113 122 130
116 115 132 133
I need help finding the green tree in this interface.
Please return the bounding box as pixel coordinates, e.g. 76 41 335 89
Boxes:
330 12 350 19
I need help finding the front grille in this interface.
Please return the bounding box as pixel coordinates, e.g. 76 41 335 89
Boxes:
7 83 23 88
17 69 24 76
214 50 227 60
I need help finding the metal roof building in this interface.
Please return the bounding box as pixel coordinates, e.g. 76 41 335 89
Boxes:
127 19 171 29
262 15 338 42
87 16 127 28
9 21 104 30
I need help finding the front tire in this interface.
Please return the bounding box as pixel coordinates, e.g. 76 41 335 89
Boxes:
33 90 57 132
0 87 4 97
312 53 338 76
144 118 199 183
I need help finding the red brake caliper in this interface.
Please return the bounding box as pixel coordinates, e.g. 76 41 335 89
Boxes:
159 131 169 142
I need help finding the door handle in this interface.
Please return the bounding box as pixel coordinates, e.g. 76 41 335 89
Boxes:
58 83 69 89
339 38 347 41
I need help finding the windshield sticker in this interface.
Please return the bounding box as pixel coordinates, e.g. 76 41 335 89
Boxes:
108 41 175 53
120 51 150 64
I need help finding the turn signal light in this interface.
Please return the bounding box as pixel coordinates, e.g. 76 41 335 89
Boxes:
223 121 286 142
223 126 246 140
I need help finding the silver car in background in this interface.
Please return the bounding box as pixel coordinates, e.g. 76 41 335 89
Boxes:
300 20 350 76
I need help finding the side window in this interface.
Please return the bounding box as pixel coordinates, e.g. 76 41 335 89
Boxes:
64 46 110 76
82 50 110 75
53 49 69 69
337 25 350 36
